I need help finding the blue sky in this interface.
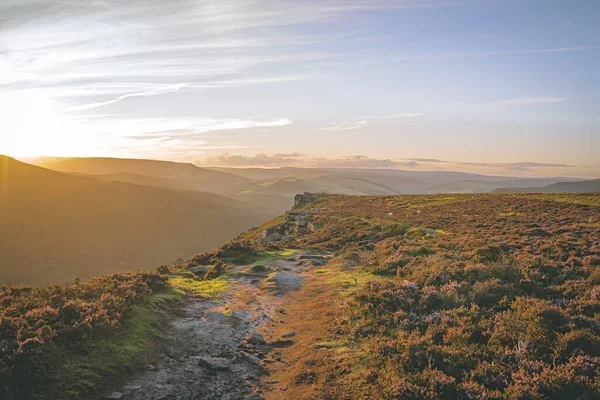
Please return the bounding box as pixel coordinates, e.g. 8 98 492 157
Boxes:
1 0 599 176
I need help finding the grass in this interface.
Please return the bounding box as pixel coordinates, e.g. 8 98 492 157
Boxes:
42 302 164 399
240 215 285 241
529 193 600 207
249 249 302 264
168 276 229 300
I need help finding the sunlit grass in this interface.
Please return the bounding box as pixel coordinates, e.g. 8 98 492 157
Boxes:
168 276 229 300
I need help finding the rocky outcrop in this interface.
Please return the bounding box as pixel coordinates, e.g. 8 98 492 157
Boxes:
294 192 318 208
257 199 327 245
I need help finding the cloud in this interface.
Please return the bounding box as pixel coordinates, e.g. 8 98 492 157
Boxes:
487 97 565 107
402 158 447 163
64 84 187 111
503 162 574 171
202 153 416 169
201 153 576 172
387 45 600 61
314 120 367 132
273 152 306 158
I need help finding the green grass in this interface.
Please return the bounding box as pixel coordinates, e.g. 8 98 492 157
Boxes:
240 215 285 241
42 304 161 399
168 276 229 300
249 249 302 264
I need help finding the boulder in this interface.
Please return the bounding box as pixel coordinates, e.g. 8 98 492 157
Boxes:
246 332 267 345
197 356 231 371
205 311 229 323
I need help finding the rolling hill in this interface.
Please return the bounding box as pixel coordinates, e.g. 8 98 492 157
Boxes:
31 157 250 195
0 156 272 286
494 179 600 193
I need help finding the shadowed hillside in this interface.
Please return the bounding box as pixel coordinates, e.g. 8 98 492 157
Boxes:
32 157 250 195
0 156 272 286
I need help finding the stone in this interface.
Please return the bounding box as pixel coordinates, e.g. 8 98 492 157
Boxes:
123 386 141 395
146 364 156 371
261 272 304 292
281 331 296 338
246 332 266 345
294 192 317 208
197 356 231 371
245 394 265 400
296 216 308 227
205 311 229 323
104 393 123 400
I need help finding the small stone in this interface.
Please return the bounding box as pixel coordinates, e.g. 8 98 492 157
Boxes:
122 385 141 395
104 392 123 400
146 364 156 371
246 331 266 345
281 331 296 338
197 356 231 371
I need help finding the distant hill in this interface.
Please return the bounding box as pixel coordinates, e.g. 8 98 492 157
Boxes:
32 157 250 195
0 156 271 286
494 179 600 193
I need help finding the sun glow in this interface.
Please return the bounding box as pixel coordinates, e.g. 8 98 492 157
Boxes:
0 90 95 157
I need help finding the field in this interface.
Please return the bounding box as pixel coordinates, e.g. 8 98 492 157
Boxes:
244 192 600 399
2 192 599 399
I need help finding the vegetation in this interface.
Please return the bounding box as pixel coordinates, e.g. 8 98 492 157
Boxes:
255 192 600 399
0 272 172 399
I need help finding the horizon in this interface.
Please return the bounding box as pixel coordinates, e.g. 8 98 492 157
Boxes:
6 153 594 180
1 1 599 178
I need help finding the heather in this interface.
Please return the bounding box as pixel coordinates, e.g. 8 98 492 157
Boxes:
254 193 600 399
0 272 168 399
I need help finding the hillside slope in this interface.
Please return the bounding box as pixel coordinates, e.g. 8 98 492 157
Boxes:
32 157 250 195
495 178 600 193
0 156 272 286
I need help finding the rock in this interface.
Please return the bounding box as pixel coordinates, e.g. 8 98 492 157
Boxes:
205 311 229 323
246 332 266 345
250 264 269 273
257 228 284 245
231 310 247 320
260 272 304 292
527 228 552 237
239 351 261 366
281 331 296 338
104 393 123 400
189 265 210 276
296 216 308 228
123 386 141 395
197 356 231 371
146 364 156 371
294 192 317 208
245 394 265 400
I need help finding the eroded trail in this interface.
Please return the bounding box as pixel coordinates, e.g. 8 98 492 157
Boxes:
109 252 332 400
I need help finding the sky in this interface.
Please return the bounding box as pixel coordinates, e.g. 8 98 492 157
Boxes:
1 0 599 177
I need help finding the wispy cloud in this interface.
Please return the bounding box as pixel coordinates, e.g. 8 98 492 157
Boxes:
487 97 565 107
314 120 368 132
387 45 600 61
203 153 577 172
65 84 188 111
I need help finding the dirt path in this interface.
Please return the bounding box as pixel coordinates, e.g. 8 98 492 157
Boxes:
104 252 334 400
